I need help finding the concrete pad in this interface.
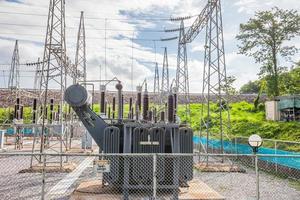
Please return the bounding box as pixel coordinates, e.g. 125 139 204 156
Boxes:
194 163 246 173
19 162 77 173
70 179 225 200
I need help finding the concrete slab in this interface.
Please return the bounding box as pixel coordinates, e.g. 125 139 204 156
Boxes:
70 179 225 200
194 163 246 173
19 162 77 173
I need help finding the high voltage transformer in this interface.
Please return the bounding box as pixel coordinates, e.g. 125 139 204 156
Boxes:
65 83 193 198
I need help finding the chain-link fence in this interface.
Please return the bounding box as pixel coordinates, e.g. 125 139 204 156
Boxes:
0 153 299 200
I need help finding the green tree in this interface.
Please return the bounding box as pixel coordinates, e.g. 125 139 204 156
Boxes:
279 66 300 95
236 7 300 97
240 80 260 94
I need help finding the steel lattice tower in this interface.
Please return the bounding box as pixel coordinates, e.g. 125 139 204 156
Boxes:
160 47 169 103
200 0 230 155
8 40 20 92
6 40 20 123
153 62 160 103
74 11 86 84
31 0 74 165
176 20 190 122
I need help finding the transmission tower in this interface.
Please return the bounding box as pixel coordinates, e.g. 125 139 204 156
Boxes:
176 20 190 122
31 0 74 166
200 0 230 155
160 47 169 103
8 40 20 92
153 62 160 104
74 11 87 84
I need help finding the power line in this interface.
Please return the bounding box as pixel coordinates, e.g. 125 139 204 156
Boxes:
0 10 199 21
0 22 172 32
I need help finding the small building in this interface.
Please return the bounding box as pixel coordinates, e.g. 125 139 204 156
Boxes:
265 95 300 122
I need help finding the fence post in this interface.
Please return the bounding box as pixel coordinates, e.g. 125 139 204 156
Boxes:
255 154 260 200
275 141 278 172
153 154 157 200
41 153 46 200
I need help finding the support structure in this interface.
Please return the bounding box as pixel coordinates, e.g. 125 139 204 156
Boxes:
161 47 169 103
176 20 190 122
8 40 20 93
74 11 87 84
153 62 160 104
31 0 75 166
200 0 230 155
173 0 230 153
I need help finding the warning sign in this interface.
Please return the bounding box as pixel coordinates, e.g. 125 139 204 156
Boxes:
93 159 110 173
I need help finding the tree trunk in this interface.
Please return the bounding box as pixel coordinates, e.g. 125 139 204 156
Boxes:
272 47 279 97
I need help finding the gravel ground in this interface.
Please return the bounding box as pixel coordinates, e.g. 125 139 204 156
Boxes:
0 154 299 200
195 167 300 200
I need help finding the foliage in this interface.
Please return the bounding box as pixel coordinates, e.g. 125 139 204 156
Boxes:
278 66 300 95
240 80 260 94
220 75 238 95
177 102 300 144
236 7 300 97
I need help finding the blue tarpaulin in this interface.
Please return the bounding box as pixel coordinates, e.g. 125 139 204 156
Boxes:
194 136 300 170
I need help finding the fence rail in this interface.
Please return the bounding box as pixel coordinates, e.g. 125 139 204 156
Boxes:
0 152 299 200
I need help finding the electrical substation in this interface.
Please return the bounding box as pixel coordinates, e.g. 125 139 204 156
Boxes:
1 0 299 199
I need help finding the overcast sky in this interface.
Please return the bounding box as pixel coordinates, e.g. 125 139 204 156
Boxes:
0 0 299 92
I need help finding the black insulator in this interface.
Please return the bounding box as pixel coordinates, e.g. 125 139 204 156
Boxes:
153 108 157 123
122 94 124 119
56 105 60 121
40 106 43 116
14 105 17 119
33 99 37 110
129 97 133 119
108 106 111 118
137 92 142 112
20 106 23 119
115 82 123 121
32 99 37 123
148 110 153 122
100 91 105 113
45 106 48 120
16 98 20 106
112 97 116 119
174 93 177 115
50 99 54 123
160 111 165 122
131 107 134 120
104 101 107 115
50 99 54 111
143 92 149 120
168 94 174 123
135 103 139 120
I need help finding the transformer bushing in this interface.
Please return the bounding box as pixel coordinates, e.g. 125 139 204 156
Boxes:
112 97 116 119
142 88 149 120
129 97 133 119
168 93 174 123
116 82 123 121
136 86 142 114
172 87 178 118
100 85 106 114
50 99 54 123
32 99 37 123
